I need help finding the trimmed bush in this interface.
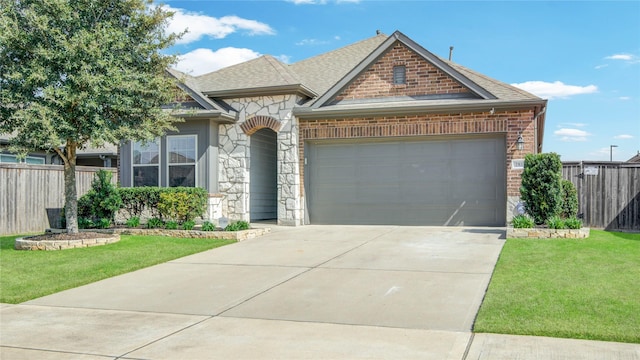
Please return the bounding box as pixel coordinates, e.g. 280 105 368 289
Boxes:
512 214 535 228
165 221 179 230
182 220 195 230
201 221 216 231
520 153 563 225
157 187 207 223
97 218 111 229
546 215 566 229
561 180 579 219
225 220 250 232
125 217 140 228
146 217 164 229
565 217 583 229
118 187 163 219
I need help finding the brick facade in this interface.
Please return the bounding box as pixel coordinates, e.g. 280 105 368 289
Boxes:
298 109 536 198
334 42 470 102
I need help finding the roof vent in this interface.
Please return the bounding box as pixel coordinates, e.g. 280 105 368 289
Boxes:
376 30 381 35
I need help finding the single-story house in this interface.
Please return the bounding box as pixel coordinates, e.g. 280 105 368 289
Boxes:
0 134 118 168
119 30 547 226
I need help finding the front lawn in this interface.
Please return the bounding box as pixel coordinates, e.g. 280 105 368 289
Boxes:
474 229 640 343
0 234 234 304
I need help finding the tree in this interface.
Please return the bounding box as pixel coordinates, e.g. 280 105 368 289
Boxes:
520 153 563 225
0 0 182 233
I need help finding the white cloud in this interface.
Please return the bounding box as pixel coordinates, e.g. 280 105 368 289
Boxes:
614 134 634 139
174 47 261 75
559 122 587 128
275 54 292 64
296 38 330 46
605 54 633 61
166 6 275 44
554 128 591 142
619 96 631 100
594 64 608 70
511 81 598 100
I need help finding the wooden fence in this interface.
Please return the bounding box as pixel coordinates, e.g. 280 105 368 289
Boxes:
562 162 640 230
0 164 117 236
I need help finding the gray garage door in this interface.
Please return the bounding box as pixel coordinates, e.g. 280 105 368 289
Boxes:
305 135 506 226
250 128 278 221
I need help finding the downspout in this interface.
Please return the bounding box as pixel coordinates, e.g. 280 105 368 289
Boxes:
533 105 546 154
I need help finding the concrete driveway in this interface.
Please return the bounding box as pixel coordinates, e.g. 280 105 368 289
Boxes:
4 225 634 359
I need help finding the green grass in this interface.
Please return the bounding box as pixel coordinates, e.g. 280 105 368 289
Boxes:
474 229 640 343
0 234 234 304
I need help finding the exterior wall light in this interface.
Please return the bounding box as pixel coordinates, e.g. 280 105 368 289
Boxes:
516 134 525 151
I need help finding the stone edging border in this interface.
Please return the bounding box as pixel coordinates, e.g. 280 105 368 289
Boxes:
15 233 121 251
507 227 590 239
86 227 271 241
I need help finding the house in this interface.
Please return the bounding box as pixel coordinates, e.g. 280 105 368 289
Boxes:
0 134 118 168
627 151 640 163
119 31 547 226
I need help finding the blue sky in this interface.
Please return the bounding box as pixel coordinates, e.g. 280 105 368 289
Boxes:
163 0 640 162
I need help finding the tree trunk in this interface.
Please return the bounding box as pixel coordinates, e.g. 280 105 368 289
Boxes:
63 141 79 234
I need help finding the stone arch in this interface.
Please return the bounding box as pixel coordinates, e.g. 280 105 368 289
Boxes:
240 115 281 136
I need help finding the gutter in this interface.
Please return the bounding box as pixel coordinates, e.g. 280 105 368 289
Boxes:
293 99 547 120
533 103 547 153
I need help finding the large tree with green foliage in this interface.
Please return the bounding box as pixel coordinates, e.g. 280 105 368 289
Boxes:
0 0 182 233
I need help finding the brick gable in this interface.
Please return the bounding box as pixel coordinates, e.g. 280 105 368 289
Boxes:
334 42 471 102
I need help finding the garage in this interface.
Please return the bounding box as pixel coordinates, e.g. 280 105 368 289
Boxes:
305 135 506 226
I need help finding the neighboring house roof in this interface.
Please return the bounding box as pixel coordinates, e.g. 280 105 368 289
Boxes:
628 152 640 163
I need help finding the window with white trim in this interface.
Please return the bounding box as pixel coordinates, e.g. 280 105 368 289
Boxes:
132 139 160 187
167 135 196 187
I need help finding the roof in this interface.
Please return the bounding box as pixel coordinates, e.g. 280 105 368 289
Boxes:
195 55 315 98
171 30 545 123
628 152 640 163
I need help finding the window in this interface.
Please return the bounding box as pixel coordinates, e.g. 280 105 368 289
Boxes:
167 135 196 187
393 65 406 85
0 154 45 164
132 139 160 186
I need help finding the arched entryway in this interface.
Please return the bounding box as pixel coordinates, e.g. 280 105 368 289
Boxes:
250 128 278 221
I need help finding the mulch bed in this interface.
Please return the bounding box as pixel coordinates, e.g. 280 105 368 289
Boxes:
26 232 111 241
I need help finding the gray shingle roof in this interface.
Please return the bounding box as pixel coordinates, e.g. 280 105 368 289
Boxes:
446 61 542 102
178 31 542 107
196 55 305 95
289 34 387 98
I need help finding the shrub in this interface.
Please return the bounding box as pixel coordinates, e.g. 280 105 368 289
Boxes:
78 170 122 222
560 180 579 219
165 221 178 230
201 221 216 231
118 187 163 219
225 220 250 232
146 217 164 229
182 220 195 230
157 188 207 223
125 217 140 228
78 217 94 229
520 153 563 225
546 215 566 229
97 218 111 229
565 217 583 229
512 214 534 228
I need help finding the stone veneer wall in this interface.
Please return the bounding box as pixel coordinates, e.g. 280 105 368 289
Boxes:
507 227 590 239
219 94 304 225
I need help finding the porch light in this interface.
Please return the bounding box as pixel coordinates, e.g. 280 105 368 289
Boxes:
516 134 525 151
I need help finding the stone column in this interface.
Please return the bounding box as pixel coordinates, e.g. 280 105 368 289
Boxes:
218 124 250 221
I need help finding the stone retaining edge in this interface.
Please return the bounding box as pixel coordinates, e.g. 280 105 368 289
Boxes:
507 227 590 239
15 234 121 251
83 227 271 241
